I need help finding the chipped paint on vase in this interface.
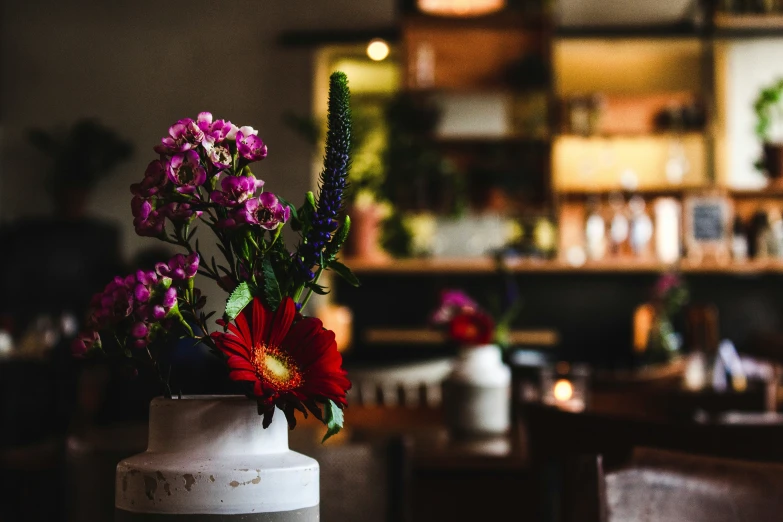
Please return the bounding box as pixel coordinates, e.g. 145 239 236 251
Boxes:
115 396 319 520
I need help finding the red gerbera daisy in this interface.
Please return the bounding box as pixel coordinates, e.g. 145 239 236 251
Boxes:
449 310 495 345
211 296 351 429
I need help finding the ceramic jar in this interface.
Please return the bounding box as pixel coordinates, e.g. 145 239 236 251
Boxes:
115 396 319 521
443 344 511 437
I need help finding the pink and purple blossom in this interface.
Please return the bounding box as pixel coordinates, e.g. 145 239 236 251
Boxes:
210 175 264 207
163 201 202 224
154 118 205 155
237 192 290 230
236 127 268 162
131 160 168 198
71 330 101 357
167 150 207 194
197 112 236 151
156 253 200 281
132 196 166 237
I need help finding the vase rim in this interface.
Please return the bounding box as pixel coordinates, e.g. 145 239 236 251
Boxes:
153 394 250 401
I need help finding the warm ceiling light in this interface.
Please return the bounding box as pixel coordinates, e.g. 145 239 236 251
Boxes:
418 0 505 17
366 39 390 61
553 379 574 402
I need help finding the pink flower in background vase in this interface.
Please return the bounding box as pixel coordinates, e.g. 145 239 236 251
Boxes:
431 289 479 325
167 150 207 194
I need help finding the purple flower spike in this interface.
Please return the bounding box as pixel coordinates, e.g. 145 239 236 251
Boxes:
131 196 165 237
131 160 168 197
238 192 290 230
167 150 207 194
156 253 199 281
210 176 264 207
236 127 268 162
155 118 205 155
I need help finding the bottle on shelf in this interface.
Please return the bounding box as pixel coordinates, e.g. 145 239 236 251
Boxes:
653 198 681 264
769 208 783 257
584 196 607 261
629 195 654 259
731 215 749 263
608 192 630 257
749 210 771 260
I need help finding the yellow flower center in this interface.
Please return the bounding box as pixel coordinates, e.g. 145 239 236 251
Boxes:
251 344 303 391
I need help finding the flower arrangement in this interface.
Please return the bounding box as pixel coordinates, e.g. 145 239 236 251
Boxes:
647 272 689 360
72 72 357 440
430 288 519 348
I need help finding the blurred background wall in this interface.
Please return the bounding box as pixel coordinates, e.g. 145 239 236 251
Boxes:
0 0 395 260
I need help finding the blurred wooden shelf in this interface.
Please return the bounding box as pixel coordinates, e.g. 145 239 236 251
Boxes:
555 187 709 199
344 257 783 275
714 13 783 30
364 328 559 347
554 131 705 140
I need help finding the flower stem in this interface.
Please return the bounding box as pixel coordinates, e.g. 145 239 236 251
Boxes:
299 266 324 312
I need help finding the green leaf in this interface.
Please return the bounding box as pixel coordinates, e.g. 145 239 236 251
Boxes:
324 215 351 264
277 195 298 222
306 281 330 295
297 191 317 237
322 399 344 443
329 260 360 287
225 281 253 321
262 258 282 310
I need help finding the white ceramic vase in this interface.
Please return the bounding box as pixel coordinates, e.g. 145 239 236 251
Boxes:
115 396 319 521
443 344 511 437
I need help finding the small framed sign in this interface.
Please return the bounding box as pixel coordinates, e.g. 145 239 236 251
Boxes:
684 193 733 263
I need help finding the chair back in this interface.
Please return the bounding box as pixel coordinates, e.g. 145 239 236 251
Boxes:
606 447 783 522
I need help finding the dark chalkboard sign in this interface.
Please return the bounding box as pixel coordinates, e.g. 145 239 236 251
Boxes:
685 195 732 261
692 203 725 241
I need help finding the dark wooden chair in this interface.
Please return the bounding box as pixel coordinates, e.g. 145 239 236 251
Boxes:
603 447 783 521
523 403 783 522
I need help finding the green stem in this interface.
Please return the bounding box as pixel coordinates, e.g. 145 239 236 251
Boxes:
299 267 324 312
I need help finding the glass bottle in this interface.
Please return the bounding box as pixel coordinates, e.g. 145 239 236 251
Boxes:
585 197 606 261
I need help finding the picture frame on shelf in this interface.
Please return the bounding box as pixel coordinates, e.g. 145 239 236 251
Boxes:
683 192 733 264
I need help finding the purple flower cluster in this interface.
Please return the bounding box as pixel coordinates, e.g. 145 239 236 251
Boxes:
130 112 273 238
72 254 199 355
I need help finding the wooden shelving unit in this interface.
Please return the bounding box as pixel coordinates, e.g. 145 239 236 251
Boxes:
344 257 783 275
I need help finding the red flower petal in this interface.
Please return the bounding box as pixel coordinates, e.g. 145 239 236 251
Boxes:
268 297 296 347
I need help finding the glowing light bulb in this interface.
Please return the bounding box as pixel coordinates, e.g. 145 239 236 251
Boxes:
366 39 390 61
553 379 574 402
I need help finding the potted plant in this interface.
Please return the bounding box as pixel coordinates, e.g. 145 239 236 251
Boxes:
754 78 783 180
430 283 520 437
73 72 356 520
